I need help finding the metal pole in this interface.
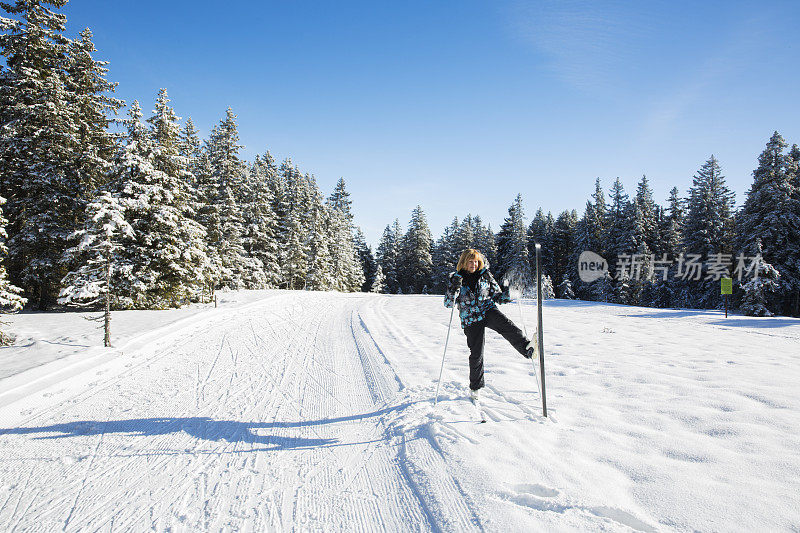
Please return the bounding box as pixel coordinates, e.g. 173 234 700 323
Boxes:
536 243 547 417
434 304 456 405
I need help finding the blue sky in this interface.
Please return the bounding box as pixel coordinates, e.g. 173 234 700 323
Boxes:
60 0 800 247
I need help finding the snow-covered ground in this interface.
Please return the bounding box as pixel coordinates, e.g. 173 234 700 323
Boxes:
0 290 798 532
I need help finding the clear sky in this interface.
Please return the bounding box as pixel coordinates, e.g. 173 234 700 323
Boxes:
59 0 800 247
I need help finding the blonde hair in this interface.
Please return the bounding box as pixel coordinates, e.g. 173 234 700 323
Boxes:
456 249 485 272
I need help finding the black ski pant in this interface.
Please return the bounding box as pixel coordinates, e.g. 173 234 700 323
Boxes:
464 306 529 391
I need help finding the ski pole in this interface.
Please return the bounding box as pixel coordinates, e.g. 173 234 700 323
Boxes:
517 295 541 396
434 304 456 405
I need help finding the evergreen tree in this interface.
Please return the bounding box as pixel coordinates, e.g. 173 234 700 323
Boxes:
279 167 311 289
399 206 433 293
527 208 554 278
496 194 531 289
112 100 207 308
306 194 334 291
662 187 685 258
377 220 401 294
328 208 364 292
353 228 377 292
551 209 578 294
633 175 659 254
370 264 385 293
64 28 123 196
737 133 800 316
328 177 352 219
740 240 781 317
604 178 636 304
679 155 736 308
194 149 222 296
0 0 77 308
244 155 280 287
0 194 25 344
656 186 686 308
205 108 265 288
432 217 459 292
557 278 575 299
473 216 496 268
59 191 132 306
326 178 364 292
58 191 132 346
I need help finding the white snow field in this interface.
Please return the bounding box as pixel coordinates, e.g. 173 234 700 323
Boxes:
1 290 799 532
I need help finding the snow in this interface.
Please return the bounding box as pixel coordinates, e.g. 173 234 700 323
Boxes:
1 291 799 531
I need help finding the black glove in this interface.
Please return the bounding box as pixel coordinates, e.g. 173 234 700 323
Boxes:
448 272 463 293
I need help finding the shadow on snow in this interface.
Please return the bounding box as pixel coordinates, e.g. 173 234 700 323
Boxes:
0 403 416 451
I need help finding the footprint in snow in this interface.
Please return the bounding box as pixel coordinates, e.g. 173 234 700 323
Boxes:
503 485 658 533
513 483 559 498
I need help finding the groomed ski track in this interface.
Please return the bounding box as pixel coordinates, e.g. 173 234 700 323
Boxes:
0 292 483 532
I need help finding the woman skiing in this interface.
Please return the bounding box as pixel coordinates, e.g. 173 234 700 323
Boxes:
444 248 535 400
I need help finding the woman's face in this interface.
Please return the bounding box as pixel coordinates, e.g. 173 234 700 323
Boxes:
466 258 479 273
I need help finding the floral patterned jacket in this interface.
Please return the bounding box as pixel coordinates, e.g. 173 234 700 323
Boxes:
444 268 511 329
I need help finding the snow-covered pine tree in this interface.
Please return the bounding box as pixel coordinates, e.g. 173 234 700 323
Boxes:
624 176 659 306
662 187 684 258
557 278 575 299
305 191 334 291
194 149 223 296
537 274 555 300
178 117 202 174
399 206 433 293
496 194 531 291
740 240 781 317
527 208 554 281
633 175 659 255
177 116 217 299
472 216 496 268
353 228 377 292
604 178 636 304
370 264 385 293
217 185 255 289
788 144 800 315
327 208 364 292
58 191 132 346
205 107 264 288
682 155 736 309
432 217 459 293
277 165 310 289
570 179 607 300
0 0 77 308
656 186 686 308
0 195 25 344
324 177 363 292
243 155 280 287
377 220 401 294
551 209 578 296
589 178 607 256
328 177 352 219
64 27 123 196
112 100 206 308
737 133 800 316
147 90 209 301
455 215 475 252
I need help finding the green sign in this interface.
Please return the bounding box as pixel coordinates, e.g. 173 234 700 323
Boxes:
721 277 732 295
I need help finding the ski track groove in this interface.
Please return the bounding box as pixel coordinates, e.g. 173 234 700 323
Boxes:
0 292 492 532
